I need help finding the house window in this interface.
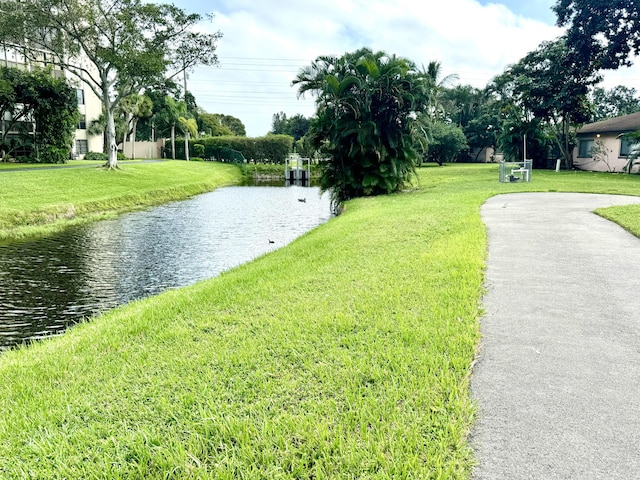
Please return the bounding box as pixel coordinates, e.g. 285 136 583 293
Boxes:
76 89 85 105
620 138 633 157
578 139 594 158
78 114 86 130
75 139 88 154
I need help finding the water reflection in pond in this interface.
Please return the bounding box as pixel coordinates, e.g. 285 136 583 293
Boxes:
0 185 331 349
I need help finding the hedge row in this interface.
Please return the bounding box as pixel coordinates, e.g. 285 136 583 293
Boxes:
164 135 294 164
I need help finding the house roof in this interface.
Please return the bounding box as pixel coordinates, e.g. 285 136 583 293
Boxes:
578 112 640 135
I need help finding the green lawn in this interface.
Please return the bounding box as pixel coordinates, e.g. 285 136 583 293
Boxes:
0 160 242 241
0 160 106 169
1 164 639 478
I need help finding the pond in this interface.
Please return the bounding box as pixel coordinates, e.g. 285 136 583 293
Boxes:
0 185 332 350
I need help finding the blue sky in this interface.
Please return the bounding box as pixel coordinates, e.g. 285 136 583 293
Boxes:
163 0 640 137
476 0 557 23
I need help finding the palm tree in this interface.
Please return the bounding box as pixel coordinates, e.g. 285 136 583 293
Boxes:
293 48 431 208
424 61 459 120
120 94 153 159
162 97 187 159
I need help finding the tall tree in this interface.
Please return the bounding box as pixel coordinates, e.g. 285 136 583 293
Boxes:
271 112 289 136
293 48 431 208
163 96 187 160
135 81 181 142
219 114 246 136
270 112 310 140
495 39 596 168
489 71 550 165
424 61 459 121
286 114 310 141
589 86 640 122
120 94 153 159
555 0 640 71
426 122 468 165
0 0 221 169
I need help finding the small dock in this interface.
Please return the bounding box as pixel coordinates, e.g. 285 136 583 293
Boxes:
285 154 311 186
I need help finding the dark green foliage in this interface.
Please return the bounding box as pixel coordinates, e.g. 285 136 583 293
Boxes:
270 112 311 141
84 151 126 162
192 143 205 158
555 0 640 71
222 115 246 137
166 135 293 163
85 152 109 161
198 113 246 137
0 67 78 163
293 48 430 207
135 82 181 141
589 86 640 122
31 71 79 163
497 118 551 166
426 122 469 165
439 85 500 160
490 39 595 168
508 40 595 124
295 135 317 159
0 0 222 168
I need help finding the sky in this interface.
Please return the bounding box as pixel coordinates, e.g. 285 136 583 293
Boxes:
167 0 640 137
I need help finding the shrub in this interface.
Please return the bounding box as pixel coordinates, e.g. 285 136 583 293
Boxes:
83 152 127 162
192 143 205 158
177 135 294 163
85 152 108 161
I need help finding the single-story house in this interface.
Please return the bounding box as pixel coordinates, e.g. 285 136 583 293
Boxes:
573 112 640 173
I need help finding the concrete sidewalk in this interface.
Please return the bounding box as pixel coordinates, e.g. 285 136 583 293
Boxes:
471 193 640 479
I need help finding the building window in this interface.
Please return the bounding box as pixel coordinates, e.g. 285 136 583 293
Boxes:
78 114 86 130
578 139 594 158
76 89 85 105
75 139 88 154
620 138 632 157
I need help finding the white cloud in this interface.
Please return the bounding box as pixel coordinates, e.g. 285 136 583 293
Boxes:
182 0 637 137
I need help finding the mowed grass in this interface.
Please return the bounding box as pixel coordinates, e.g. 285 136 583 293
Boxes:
0 160 105 170
1 164 640 478
0 161 241 241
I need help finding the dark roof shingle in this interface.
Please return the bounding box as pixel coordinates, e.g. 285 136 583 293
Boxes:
578 112 640 135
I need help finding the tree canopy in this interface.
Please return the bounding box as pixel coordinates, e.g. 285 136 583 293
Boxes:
270 112 311 141
0 0 221 168
589 86 640 122
293 48 431 208
491 39 595 167
0 67 78 163
554 0 640 71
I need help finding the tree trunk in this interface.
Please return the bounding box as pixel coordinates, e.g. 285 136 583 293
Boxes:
131 118 138 160
184 131 190 161
171 125 176 159
551 119 572 171
563 119 572 170
105 105 118 169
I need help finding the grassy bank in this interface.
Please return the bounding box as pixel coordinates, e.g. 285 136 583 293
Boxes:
1 165 639 478
0 161 242 241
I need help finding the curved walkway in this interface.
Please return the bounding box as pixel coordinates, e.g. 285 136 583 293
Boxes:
472 193 640 479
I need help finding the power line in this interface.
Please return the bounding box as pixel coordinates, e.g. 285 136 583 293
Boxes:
219 56 310 62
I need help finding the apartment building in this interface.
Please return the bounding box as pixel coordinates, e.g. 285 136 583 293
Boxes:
1 42 103 158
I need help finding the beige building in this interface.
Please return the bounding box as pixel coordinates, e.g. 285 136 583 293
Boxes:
0 42 103 159
573 112 640 173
